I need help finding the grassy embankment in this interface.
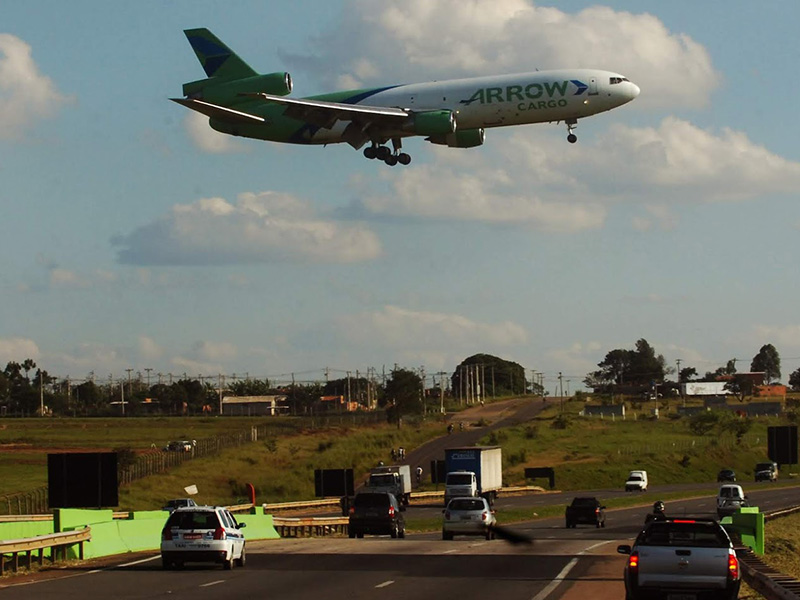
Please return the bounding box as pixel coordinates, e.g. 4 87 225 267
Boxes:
1 398 796 513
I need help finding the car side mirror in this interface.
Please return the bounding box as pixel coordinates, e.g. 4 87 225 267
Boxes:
238 522 246 528
601 506 607 510
617 544 631 555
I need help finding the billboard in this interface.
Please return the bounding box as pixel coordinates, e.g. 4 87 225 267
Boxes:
48 452 118 508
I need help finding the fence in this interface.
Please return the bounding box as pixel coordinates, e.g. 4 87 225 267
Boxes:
0 527 91 575
0 411 385 515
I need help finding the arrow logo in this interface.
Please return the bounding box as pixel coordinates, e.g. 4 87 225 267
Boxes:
571 80 588 95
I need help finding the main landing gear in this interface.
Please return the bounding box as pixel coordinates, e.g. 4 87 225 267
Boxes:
363 139 411 166
566 119 578 144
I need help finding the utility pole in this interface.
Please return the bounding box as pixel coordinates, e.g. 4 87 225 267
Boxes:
558 371 563 412
145 367 152 390
39 371 44 417
218 373 224 415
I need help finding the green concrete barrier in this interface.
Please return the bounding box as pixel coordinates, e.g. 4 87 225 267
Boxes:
0 521 53 541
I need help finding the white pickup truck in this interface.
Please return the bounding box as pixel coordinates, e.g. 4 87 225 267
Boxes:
617 517 740 600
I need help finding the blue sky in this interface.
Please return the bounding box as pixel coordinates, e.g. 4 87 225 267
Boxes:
2 1 800 392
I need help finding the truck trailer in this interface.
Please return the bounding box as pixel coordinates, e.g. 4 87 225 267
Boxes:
444 446 502 506
365 464 412 506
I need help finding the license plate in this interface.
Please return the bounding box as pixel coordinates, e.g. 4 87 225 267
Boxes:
183 533 202 539
460 515 474 520
667 594 696 600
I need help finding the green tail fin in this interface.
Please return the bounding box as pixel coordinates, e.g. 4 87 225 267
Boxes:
183 28 257 80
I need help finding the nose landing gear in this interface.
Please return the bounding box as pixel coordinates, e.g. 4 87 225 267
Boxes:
566 119 578 143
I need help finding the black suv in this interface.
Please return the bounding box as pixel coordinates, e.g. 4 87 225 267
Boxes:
348 492 405 539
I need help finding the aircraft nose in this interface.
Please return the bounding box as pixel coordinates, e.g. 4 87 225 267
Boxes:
629 82 640 100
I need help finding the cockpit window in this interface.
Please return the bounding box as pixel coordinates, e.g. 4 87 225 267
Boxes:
609 77 630 85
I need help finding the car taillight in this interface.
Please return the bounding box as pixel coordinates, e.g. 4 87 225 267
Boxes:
213 527 226 540
728 550 739 580
162 528 173 541
481 511 488 521
595 508 600 513
444 510 451 520
388 506 395 517
628 551 639 576
349 506 355 515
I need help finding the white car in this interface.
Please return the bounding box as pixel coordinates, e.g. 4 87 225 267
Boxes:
161 506 246 570
717 484 749 518
442 497 496 540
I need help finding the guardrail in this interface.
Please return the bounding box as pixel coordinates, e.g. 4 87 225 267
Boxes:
272 516 349 537
0 527 90 576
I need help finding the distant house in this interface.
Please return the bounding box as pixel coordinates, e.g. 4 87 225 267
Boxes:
582 404 625 418
319 395 361 412
221 395 288 416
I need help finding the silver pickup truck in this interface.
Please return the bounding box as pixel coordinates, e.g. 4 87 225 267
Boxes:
617 517 740 600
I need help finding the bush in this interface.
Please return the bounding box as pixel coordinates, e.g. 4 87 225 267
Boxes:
551 414 571 430
524 425 539 439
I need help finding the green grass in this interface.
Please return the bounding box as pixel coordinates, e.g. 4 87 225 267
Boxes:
479 400 789 490
764 512 800 579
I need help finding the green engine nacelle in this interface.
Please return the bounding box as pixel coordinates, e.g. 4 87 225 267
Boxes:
184 72 293 104
426 128 485 148
405 110 457 136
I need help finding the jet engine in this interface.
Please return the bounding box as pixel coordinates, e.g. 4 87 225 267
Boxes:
426 128 485 148
404 109 457 136
184 72 293 104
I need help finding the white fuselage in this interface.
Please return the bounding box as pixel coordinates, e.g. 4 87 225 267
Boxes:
310 68 639 144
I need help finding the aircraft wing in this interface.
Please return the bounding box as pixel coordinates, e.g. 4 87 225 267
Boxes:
242 92 409 130
170 97 265 124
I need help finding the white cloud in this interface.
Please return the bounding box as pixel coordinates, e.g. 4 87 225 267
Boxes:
191 340 238 363
0 337 40 363
352 117 800 231
112 191 382 265
184 111 245 153
283 0 719 109
138 336 164 362
336 305 528 349
0 34 70 140
751 325 800 352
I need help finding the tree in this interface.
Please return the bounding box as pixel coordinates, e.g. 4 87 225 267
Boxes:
702 359 737 381
584 339 667 392
678 367 697 383
452 354 526 397
751 344 781 383
385 368 423 420
789 367 800 392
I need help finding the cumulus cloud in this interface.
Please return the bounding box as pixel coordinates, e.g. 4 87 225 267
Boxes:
282 0 719 109
0 337 40 364
350 117 800 231
752 325 800 351
112 191 382 265
0 34 70 140
336 305 528 349
184 111 245 153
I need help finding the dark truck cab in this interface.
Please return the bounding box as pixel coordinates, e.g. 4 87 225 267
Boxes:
565 496 606 528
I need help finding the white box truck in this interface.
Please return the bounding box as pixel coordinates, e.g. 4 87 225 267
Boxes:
444 446 502 506
365 465 412 506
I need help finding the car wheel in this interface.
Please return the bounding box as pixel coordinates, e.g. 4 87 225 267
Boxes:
601 520 606 528
235 545 246 568
442 531 453 541
596 521 601 528
390 524 398 538
223 552 234 570
357 532 364 538
349 530 356 538
565 521 571 529
398 526 406 539
485 529 493 540
161 557 172 570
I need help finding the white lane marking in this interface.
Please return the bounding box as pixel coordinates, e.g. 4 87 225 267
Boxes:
200 580 226 588
442 548 459 554
118 555 160 568
531 557 579 600
579 540 612 555
375 580 395 588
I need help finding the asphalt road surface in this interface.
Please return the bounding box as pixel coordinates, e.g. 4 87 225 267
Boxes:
3 484 799 600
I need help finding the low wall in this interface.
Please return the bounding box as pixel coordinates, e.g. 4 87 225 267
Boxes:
41 506 279 560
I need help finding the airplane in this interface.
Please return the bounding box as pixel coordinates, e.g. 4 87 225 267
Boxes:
172 28 640 166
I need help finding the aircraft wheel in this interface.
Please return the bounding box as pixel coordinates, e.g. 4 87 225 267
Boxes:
376 146 391 160
398 153 411 165
567 133 577 143
364 146 377 159
385 154 398 166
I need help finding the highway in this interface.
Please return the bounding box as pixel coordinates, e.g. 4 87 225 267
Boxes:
3 484 799 600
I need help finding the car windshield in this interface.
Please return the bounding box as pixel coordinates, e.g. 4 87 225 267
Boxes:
368 474 395 486
449 499 485 511
446 473 473 485
640 522 728 548
628 475 642 481
756 463 774 471
353 494 390 508
166 511 220 530
571 498 597 506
